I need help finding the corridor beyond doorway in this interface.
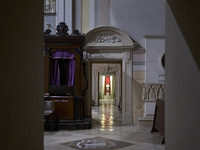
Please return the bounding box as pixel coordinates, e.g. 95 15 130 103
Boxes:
92 62 121 107
92 99 122 130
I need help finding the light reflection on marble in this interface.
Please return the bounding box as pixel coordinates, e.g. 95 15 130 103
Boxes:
44 99 165 150
100 100 115 131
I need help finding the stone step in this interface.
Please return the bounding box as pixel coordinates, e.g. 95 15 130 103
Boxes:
104 95 113 99
137 116 154 126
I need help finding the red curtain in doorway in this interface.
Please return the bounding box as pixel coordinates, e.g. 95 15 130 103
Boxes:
105 76 110 95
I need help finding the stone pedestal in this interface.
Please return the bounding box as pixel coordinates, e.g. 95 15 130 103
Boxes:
137 116 154 126
138 83 165 126
137 101 156 126
144 101 156 117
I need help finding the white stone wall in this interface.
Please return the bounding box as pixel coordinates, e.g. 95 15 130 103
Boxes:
45 0 165 46
145 37 165 83
110 0 165 48
44 15 55 33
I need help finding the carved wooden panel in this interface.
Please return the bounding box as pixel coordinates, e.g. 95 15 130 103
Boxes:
81 60 88 95
74 97 84 120
50 99 74 120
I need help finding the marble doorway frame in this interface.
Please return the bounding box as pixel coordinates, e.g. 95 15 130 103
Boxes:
83 26 137 124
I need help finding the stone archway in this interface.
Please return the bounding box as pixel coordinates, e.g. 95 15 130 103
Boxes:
83 26 137 124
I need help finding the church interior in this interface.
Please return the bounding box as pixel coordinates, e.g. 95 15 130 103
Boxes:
1 0 200 150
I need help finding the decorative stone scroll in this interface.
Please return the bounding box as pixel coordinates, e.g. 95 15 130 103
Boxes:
98 66 118 73
93 34 122 43
142 83 165 101
44 0 55 14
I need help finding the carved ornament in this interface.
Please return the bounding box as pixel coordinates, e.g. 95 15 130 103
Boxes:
98 66 118 73
81 61 88 96
142 83 165 101
75 49 82 55
72 29 82 35
93 34 122 43
44 0 55 14
56 22 69 36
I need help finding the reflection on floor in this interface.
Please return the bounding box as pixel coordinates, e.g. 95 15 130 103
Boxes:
44 99 165 150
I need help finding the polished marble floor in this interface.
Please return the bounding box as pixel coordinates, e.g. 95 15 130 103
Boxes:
44 99 165 150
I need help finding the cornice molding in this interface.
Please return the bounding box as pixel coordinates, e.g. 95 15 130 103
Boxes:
144 36 165 39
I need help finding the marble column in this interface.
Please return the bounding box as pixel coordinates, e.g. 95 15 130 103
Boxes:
55 0 82 34
122 51 133 124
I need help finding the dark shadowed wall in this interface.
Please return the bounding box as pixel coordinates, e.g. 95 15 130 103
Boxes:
165 1 200 149
0 1 44 150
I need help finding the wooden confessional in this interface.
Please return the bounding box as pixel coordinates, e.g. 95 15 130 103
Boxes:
44 22 89 130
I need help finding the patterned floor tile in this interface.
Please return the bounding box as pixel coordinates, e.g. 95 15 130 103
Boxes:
61 136 134 150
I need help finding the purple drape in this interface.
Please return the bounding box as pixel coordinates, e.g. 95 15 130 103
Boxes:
68 59 75 86
51 50 75 86
51 59 60 85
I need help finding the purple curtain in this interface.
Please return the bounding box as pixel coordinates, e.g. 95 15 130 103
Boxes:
51 50 75 86
68 59 75 86
51 59 60 85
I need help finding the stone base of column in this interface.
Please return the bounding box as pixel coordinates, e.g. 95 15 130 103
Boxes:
137 101 156 126
137 116 154 126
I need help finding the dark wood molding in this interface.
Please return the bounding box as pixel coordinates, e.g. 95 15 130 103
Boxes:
56 22 69 36
44 48 51 53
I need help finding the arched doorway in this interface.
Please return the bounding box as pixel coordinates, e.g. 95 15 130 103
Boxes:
83 26 137 124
